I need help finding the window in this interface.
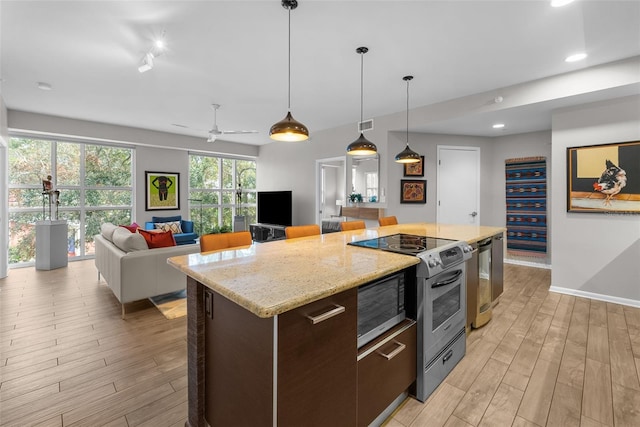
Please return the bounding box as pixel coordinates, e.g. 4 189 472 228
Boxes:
189 154 256 234
365 172 378 199
8 136 133 265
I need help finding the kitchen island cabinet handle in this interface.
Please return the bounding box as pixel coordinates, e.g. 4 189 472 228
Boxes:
305 304 346 324
377 341 406 360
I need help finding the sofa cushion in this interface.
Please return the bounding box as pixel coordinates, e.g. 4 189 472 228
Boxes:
151 215 181 223
138 229 177 249
101 222 118 242
119 222 140 233
154 220 183 234
112 227 148 252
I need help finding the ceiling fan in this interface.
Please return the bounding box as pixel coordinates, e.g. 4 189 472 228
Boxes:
205 104 258 142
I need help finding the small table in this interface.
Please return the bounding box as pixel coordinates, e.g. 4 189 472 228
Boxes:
35 220 68 270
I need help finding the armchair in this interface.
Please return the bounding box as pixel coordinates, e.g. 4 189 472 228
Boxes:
145 215 198 245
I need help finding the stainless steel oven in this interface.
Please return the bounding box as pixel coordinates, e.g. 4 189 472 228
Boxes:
349 234 472 402
416 251 468 401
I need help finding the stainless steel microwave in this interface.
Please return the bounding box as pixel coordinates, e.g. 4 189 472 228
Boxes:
357 271 406 348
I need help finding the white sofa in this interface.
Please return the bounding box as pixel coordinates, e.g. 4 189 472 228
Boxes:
94 223 200 317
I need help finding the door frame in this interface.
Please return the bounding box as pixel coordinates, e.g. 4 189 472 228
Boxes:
436 145 480 225
315 156 346 226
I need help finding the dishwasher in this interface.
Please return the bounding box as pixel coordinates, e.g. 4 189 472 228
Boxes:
474 238 493 328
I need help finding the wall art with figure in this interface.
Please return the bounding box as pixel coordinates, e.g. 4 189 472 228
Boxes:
567 140 640 213
146 171 180 211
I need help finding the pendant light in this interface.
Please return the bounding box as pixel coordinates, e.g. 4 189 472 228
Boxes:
346 47 377 156
270 0 309 142
395 75 421 163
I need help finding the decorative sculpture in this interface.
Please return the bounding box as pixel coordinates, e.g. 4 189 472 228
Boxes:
41 174 60 220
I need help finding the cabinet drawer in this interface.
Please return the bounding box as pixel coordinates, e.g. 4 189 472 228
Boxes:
357 320 416 427
278 288 358 427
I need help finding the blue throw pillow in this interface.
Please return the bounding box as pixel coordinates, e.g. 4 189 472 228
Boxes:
151 215 182 223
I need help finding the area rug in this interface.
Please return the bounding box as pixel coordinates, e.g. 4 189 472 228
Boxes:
505 157 547 258
149 289 187 319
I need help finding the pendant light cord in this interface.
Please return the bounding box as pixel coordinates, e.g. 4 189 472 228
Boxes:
360 50 364 124
406 78 409 143
287 7 291 111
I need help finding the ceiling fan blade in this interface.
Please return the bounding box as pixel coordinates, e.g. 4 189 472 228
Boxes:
207 133 217 143
220 130 259 135
172 123 208 132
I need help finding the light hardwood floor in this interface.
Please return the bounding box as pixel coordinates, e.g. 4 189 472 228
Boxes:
1 260 639 426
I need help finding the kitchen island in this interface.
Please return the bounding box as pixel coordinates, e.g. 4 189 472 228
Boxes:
168 223 505 427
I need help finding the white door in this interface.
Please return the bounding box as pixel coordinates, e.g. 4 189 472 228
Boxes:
437 146 480 225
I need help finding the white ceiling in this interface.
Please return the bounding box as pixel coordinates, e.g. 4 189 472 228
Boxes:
1 0 639 145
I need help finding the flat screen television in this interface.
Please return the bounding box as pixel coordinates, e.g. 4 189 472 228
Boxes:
257 190 292 226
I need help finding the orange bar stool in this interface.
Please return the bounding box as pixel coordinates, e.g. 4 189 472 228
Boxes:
285 224 321 239
378 216 398 226
200 231 252 252
340 220 366 231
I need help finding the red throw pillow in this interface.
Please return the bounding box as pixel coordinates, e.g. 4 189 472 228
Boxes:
138 229 176 248
119 222 140 233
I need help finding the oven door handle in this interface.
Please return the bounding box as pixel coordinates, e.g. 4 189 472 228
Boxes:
431 269 463 288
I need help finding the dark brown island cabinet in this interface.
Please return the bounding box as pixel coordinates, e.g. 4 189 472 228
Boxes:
186 275 417 427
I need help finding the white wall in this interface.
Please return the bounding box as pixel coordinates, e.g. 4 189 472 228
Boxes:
491 131 552 264
386 132 496 225
135 146 191 224
551 95 640 306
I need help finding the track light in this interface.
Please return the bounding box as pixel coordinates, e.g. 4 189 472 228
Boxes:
138 52 155 73
138 31 166 74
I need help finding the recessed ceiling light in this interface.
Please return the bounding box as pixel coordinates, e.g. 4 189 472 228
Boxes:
565 53 587 63
37 82 53 91
551 0 575 7
492 123 505 129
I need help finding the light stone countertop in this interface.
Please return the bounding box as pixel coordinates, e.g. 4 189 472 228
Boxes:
167 223 505 318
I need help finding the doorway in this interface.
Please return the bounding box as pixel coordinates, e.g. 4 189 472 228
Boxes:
315 157 346 226
436 146 480 225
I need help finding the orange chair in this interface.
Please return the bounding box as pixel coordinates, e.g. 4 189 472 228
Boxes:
285 224 321 239
340 220 366 231
200 231 252 252
378 216 398 226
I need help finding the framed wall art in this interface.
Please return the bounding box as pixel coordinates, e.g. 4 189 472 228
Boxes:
400 179 426 204
567 140 640 213
145 171 180 211
403 156 424 177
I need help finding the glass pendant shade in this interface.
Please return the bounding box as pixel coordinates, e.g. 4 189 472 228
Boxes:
395 75 421 163
346 133 377 155
395 144 421 163
270 111 309 142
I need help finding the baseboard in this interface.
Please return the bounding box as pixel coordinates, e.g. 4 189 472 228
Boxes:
549 286 640 309
504 258 551 270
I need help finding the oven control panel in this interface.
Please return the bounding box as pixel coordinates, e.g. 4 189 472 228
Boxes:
417 242 472 277
439 247 463 267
